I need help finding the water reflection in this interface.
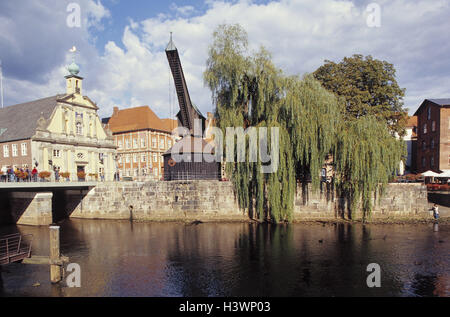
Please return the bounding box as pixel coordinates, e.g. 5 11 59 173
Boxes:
0 220 448 297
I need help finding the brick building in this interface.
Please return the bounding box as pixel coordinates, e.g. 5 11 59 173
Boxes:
414 99 450 173
104 106 178 180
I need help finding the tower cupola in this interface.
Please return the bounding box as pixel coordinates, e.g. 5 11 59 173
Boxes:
65 46 83 95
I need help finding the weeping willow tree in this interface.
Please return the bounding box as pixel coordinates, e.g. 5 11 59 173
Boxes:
204 24 405 223
334 117 406 221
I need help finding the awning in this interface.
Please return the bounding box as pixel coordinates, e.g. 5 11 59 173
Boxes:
437 170 450 177
421 170 441 177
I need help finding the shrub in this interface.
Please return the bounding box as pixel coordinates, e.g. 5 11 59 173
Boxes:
60 172 70 178
38 171 51 179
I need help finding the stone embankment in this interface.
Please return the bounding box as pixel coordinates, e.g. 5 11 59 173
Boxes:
69 181 434 223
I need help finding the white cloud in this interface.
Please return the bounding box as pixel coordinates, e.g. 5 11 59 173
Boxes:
169 3 196 16
93 0 450 117
2 0 450 119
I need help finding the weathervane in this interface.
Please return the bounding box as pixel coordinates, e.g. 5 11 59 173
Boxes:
69 46 77 62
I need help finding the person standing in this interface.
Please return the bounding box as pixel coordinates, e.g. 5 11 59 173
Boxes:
31 166 38 182
1 165 6 182
54 166 60 182
432 204 440 221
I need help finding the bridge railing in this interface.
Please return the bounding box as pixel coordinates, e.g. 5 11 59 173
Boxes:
0 233 33 265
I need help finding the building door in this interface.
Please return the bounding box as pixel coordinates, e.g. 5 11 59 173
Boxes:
77 166 85 173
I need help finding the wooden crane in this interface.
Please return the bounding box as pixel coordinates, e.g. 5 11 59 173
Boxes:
165 33 205 136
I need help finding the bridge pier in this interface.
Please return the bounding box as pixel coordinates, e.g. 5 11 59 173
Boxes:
10 192 53 226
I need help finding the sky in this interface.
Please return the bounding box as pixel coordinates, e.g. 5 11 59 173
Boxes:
0 0 449 120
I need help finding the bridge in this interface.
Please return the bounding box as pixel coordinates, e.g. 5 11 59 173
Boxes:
0 182 97 226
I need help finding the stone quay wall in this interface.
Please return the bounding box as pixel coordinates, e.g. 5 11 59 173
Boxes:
69 181 431 222
70 181 247 222
293 183 430 220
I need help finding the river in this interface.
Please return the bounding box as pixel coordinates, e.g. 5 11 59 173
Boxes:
0 219 448 297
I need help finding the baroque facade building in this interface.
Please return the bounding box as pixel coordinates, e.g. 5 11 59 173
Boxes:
0 59 116 180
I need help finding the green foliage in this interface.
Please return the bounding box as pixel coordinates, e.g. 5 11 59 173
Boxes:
204 24 406 223
313 54 407 136
333 116 406 221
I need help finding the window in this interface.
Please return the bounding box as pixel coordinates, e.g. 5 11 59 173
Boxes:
432 121 436 132
160 139 165 149
118 140 123 149
141 138 146 148
133 139 138 148
118 156 122 163
141 154 146 162
133 154 137 163
53 150 61 158
154 168 158 177
3 145 9 158
12 144 18 157
76 122 83 135
423 123 427 134
21 143 27 156
422 157 426 167
427 107 431 120
422 141 426 151
126 154 130 163
431 157 435 167
431 139 435 149
75 112 83 119
152 137 157 148
168 140 172 148
125 139 130 149
153 153 157 162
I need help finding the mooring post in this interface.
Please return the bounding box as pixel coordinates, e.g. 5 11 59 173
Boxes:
49 225 61 283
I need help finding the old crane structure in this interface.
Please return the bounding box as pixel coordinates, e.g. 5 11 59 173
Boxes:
163 34 221 181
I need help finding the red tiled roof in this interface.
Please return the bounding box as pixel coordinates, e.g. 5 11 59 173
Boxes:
161 118 178 133
406 116 417 127
108 106 175 133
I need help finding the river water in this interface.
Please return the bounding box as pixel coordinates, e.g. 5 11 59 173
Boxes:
0 219 448 297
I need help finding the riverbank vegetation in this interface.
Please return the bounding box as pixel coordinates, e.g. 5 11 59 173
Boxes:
204 24 406 223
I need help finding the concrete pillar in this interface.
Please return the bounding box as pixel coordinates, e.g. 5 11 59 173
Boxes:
10 191 53 226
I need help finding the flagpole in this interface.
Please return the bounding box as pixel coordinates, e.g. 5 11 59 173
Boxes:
0 59 4 109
